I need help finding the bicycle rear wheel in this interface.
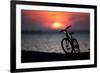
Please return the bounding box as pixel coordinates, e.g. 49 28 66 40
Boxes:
72 38 80 53
61 38 73 54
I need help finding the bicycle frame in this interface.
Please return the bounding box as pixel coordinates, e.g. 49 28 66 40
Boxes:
64 30 73 41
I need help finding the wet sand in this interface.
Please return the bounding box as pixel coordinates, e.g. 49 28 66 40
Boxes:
21 50 90 63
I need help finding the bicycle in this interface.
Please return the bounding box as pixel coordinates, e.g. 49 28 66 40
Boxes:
60 25 80 54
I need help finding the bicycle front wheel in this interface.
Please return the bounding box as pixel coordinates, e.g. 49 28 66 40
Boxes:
61 38 73 54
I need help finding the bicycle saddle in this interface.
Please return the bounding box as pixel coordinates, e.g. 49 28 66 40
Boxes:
69 32 74 35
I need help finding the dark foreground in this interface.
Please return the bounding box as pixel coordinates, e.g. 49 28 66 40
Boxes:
21 50 90 63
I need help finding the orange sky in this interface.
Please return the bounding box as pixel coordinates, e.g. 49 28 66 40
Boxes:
22 10 90 30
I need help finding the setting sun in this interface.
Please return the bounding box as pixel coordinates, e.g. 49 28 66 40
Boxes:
52 22 62 29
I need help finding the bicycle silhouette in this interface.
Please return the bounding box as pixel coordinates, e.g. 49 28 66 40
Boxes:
60 25 80 54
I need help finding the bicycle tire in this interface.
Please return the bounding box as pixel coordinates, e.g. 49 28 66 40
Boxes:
72 38 80 53
61 38 73 54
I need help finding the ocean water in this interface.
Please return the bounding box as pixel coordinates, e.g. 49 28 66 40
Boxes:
21 32 90 54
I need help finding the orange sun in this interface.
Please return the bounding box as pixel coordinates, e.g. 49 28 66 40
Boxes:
52 22 64 29
52 22 61 29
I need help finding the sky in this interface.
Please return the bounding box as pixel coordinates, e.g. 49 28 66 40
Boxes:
21 10 90 32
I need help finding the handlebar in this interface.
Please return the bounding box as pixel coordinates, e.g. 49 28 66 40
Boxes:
65 25 71 29
59 25 72 33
